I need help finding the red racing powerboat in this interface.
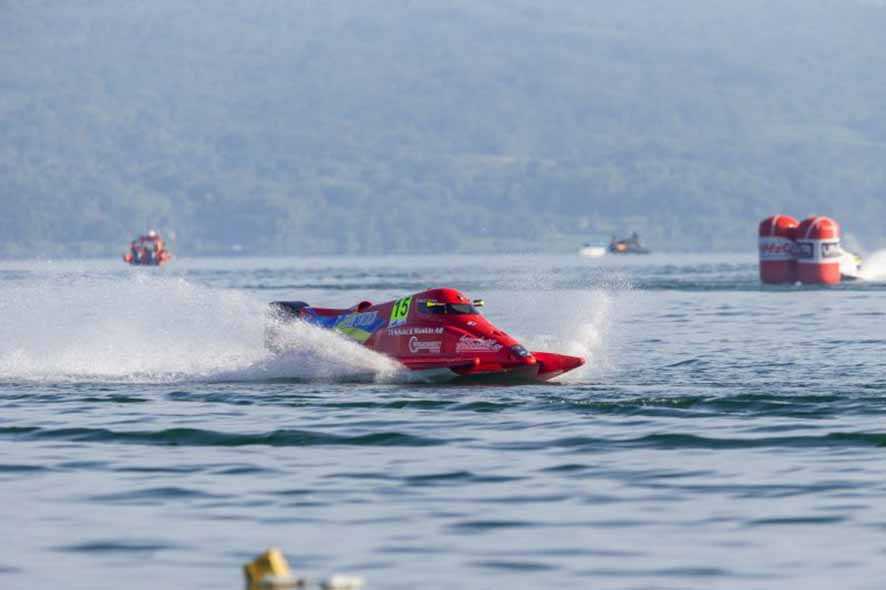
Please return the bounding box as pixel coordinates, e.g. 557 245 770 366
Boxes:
266 288 585 383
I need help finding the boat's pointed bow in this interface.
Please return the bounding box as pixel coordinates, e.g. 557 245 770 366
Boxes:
531 351 585 381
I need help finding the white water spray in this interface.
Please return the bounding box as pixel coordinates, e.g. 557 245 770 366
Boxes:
211 319 400 383
485 266 627 383
519 289 616 382
859 249 886 281
0 274 397 383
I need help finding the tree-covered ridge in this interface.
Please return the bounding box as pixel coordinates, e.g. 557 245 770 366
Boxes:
2 0 886 256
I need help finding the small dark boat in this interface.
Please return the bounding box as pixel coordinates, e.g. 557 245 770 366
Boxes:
609 232 650 254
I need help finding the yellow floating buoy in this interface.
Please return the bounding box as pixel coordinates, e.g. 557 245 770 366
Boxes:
243 548 298 589
243 548 364 590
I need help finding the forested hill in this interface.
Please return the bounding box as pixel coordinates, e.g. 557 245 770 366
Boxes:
3 1 886 256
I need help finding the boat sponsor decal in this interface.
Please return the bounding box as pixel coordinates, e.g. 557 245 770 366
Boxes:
387 326 444 337
794 242 813 260
333 311 384 343
408 336 441 354
821 241 842 259
795 239 841 262
758 237 794 261
304 310 340 329
389 296 412 327
336 311 379 329
455 335 502 353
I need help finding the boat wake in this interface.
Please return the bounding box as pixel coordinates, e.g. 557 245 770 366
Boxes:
211 320 401 384
0 274 397 384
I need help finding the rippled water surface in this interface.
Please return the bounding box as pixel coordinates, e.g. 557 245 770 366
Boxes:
2 254 886 589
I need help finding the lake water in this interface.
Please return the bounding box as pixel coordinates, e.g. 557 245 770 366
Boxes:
2 253 886 589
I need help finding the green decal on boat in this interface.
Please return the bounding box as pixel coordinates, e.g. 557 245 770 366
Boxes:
389 296 412 326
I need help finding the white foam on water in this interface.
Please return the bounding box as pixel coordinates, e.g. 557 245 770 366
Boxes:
490 270 629 383
859 249 886 281
0 274 398 384
519 288 616 383
211 318 401 383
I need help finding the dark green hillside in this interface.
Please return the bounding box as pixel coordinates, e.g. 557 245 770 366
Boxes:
2 1 886 256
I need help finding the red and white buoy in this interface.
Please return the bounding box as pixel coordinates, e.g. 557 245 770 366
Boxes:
795 216 841 285
758 215 798 284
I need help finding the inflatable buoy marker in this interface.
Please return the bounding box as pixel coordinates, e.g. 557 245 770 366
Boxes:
758 215 799 284
243 548 297 589
795 216 841 285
